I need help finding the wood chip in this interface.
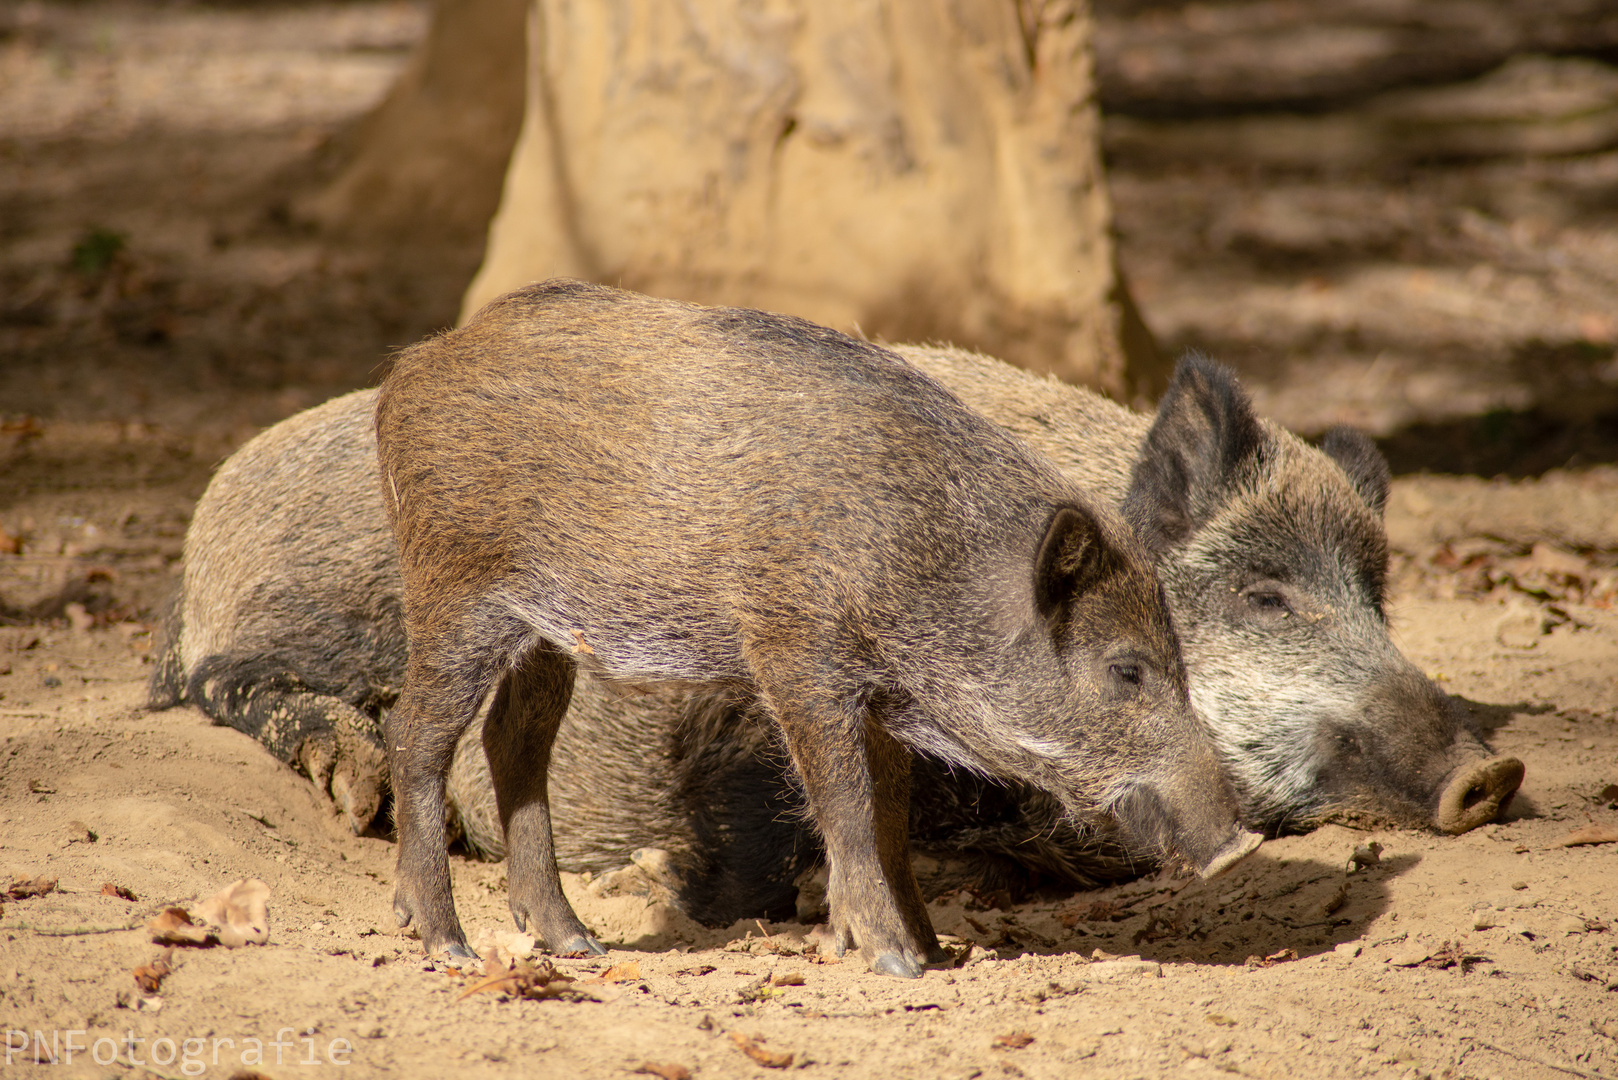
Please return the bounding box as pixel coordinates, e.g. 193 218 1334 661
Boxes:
993 1031 1035 1049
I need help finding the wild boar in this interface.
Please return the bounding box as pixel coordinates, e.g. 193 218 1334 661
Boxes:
372 280 1256 976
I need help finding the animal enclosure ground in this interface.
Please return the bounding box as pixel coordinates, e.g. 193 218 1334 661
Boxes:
2 3 1617 1078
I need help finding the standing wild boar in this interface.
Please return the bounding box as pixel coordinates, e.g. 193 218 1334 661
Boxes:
372 280 1257 976
150 316 1523 925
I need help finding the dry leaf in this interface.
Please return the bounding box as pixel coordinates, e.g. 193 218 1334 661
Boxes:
132 949 174 993
674 965 717 977
633 1063 692 1080
470 927 536 969
8 874 58 899
1245 948 1298 969
730 1032 793 1068
993 1031 1036 1049
456 958 594 1002
102 882 137 902
149 908 211 946
771 971 805 986
593 960 641 983
196 878 271 947
1560 824 1618 847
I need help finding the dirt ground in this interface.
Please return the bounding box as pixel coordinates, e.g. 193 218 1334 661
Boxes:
2 4 1617 1079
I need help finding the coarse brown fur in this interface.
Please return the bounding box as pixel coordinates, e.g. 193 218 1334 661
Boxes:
372 281 1252 975
149 317 1520 928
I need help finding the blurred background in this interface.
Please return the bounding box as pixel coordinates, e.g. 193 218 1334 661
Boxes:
3 0 1618 621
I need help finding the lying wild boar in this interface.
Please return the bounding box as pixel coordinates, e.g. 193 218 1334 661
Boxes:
370 280 1255 976
151 306 1521 926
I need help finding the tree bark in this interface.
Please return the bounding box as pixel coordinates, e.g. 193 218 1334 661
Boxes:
466 0 1164 402
294 0 528 248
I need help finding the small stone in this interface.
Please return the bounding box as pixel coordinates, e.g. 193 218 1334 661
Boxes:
1389 948 1430 967
1334 942 1362 958
1472 912 1497 931
1510 881 1528 891
1556 916 1588 935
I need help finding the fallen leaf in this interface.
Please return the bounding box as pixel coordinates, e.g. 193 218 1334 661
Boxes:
102 882 137 902
132 949 174 993
771 971 805 986
1560 824 1618 847
196 878 271 947
1206 1015 1238 1027
470 927 535 969
730 1032 793 1068
993 1031 1036 1049
674 965 716 977
1245 948 1298 969
456 958 601 1002
8 874 58 899
1322 882 1349 916
149 908 211 946
1418 941 1487 972
1347 841 1382 872
594 960 641 983
633 1063 691 1080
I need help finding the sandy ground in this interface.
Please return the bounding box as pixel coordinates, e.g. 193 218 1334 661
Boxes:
2 4 1616 1079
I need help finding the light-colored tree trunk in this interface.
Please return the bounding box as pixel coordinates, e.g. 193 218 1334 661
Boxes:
304 0 1162 400
466 0 1163 401
295 0 528 248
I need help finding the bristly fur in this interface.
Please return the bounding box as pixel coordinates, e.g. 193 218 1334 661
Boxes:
374 280 1240 965
151 323 1519 934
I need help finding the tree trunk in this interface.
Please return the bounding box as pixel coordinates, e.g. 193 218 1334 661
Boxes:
465 0 1164 402
294 0 528 249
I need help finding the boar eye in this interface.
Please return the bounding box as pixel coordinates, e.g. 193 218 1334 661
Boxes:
1110 663 1141 686
1245 591 1291 615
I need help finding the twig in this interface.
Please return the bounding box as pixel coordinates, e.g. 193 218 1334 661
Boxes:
4 922 139 936
1464 1036 1611 1080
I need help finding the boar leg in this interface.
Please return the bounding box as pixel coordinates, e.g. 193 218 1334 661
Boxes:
185 662 387 835
481 644 606 956
771 692 941 978
386 653 497 960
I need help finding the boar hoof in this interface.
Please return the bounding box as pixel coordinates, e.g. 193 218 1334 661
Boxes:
872 952 923 979
330 768 382 836
1197 830 1264 879
553 933 608 957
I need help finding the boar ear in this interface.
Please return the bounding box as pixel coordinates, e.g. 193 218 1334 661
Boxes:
1319 426 1390 515
1034 505 1122 618
1123 353 1264 557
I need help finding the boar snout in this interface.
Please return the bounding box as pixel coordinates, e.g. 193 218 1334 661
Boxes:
1434 754 1524 835
1106 779 1262 879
